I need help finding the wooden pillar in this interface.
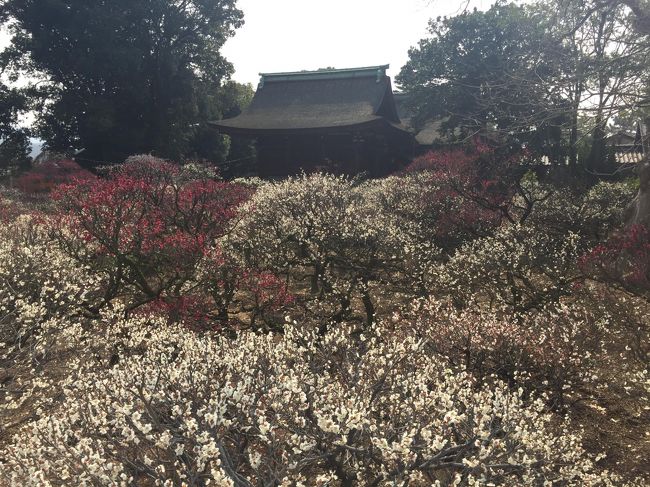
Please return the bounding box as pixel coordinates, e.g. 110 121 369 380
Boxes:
318 135 326 165
283 136 291 175
352 132 364 174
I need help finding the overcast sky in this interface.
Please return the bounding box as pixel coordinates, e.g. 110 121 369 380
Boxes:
222 0 486 87
1 0 487 89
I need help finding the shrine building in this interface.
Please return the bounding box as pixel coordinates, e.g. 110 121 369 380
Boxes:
211 65 415 177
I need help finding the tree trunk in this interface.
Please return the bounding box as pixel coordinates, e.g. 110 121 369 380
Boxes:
626 159 650 227
568 81 582 168
361 288 375 328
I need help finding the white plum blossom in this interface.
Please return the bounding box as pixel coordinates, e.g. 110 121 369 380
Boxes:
0 315 630 486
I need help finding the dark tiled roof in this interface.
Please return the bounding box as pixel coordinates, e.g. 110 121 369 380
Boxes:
394 92 474 146
607 132 637 145
211 66 407 134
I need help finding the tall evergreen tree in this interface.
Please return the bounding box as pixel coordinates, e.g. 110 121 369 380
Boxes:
398 3 567 159
0 82 30 174
0 0 244 164
398 1 650 168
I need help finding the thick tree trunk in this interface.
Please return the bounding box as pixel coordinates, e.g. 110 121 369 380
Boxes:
625 117 650 227
361 289 375 328
586 119 609 173
626 159 650 227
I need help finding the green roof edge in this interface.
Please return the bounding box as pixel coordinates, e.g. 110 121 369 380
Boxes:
258 65 390 85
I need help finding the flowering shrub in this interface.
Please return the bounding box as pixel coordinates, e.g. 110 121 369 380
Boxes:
406 148 635 254
14 158 95 195
592 289 650 367
0 214 103 355
0 212 106 438
50 157 253 319
190 246 295 329
359 174 446 292
138 294 215 330
580 224 650 293
409 298 604 406
423 171 636 309
406 144 510 250
0 189 26 222
575 181 637 238
226 173 357 275
120 154 221 184
521 176 636 243
436 223 585 310
240 270 294 328
0 316 623 486
225 173 418 325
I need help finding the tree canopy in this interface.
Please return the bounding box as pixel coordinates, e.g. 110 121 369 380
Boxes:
398 0 650 170
398 4 563 152
0 82 30 174
0 0 245 164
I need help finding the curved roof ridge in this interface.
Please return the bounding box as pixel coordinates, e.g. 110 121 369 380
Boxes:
212 65 406 134
261 65 389 78
260 65 390 85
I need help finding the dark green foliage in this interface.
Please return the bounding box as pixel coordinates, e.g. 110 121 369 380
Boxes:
0 83 30 175
0 0 244 165
398 3 566 155
187 81 256 176
398 0 650 173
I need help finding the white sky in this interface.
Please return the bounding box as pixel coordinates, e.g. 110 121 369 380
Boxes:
2 0 487 89
222 0 487 87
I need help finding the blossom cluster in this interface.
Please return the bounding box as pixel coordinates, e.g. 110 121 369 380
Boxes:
0 212 106 439
0 154 646 484
434 222 585 310
223 173 436 325
13 158 95 195
0 214 104 356
46 157 294 326
0 314 627 486
580 224 650 292
406 297 606 406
